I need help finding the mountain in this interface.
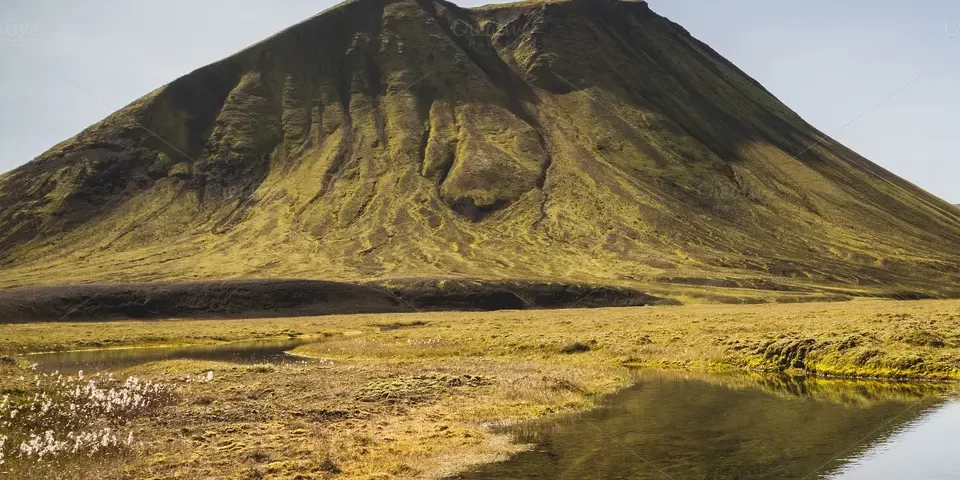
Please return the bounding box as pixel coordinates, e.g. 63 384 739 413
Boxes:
1 0 959 310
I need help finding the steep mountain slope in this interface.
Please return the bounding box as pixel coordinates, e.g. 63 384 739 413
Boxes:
1 0 958 305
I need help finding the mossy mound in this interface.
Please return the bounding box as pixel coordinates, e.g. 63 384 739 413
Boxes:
1 0 958 304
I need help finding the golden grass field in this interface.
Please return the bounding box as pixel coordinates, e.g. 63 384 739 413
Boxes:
1 299 959 478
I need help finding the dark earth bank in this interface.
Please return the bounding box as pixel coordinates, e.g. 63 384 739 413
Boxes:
0 278 665 322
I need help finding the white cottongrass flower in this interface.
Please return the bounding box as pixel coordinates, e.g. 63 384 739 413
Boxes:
1 370 170 466
16 427 128 459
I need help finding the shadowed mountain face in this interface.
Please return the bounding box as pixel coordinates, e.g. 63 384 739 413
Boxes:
1 0 958 303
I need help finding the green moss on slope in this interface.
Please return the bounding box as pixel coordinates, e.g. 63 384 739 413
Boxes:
0 0 958 303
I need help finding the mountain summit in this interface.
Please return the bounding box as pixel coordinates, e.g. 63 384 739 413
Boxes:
2 0 958 305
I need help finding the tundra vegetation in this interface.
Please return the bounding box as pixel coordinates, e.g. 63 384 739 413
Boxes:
1 299 958 478
0 0 958 477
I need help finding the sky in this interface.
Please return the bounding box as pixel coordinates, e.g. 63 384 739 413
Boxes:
0 0 957 204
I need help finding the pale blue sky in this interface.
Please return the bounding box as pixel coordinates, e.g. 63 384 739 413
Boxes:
0 0 957 203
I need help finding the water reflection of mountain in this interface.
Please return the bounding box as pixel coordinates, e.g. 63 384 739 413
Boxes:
461 370 952 480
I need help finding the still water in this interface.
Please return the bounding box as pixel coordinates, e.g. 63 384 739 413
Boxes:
460 371 959 480
21 338 311 373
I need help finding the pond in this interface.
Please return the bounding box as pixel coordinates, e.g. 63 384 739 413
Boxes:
459 370 959 480
19 337 312 373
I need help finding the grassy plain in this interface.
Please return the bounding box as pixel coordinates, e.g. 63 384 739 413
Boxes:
1 299 959 478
